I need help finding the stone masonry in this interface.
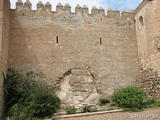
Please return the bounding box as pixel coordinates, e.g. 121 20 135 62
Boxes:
135 0 160 100
0 0 10 119
8 0 138 106
0 0 160 118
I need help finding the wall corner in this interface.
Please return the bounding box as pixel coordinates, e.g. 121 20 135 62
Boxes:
0 0 10 119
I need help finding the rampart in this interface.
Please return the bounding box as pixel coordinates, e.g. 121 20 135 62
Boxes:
8 0 138 106
1 0 160 116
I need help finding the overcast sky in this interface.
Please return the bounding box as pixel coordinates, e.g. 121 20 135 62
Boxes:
10 0 142 12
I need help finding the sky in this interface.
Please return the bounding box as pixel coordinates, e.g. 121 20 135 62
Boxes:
10 0 143 12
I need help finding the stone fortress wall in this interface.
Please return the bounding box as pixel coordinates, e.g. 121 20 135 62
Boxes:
0 0 160 118
8 0 138 106
135 0 160 100
0 0 10 119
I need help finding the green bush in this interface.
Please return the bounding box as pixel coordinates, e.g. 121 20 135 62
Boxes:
66 106 76 114
4 68 61 119
111 87 147 111
9 104 38 120
9 104 27 120
99 98 110 106
29 93 60 118
145 99 160 108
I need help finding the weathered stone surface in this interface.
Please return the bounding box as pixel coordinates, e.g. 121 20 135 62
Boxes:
8 2 138 99
1 0 160 117
137 65 160 100
135 0 160 100
57 68 100 107
87 105 97 112
0 0 10 119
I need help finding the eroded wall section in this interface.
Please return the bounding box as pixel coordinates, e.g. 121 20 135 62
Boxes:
135 0 160 100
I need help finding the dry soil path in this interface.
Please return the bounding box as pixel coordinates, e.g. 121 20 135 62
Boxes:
53 108 160 120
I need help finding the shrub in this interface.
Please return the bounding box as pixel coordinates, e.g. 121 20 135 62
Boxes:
111 87 147 111
145 99 160 108
9 104 40 120
66 106 76 114
9 104 28 120
99 98 110 106
4 68 61 119
29 93 60 118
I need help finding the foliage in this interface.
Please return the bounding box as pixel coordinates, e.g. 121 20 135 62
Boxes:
9 104 34 120
99 98 110 106
66 106 76 114
145 99 160 108
4 68 61 119
111 87 147 111
29 93 60 118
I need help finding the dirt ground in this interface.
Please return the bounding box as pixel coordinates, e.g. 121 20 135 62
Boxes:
54 108 160 120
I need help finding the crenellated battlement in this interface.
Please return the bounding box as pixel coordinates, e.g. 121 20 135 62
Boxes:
14 0 135 19
24 0 32 9
122 10 135 19
107 8 120 18
45 2 52 11
16 0 23 9
37 1 44 10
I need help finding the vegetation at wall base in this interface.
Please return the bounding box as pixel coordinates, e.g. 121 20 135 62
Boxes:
4 68 61 120
66 106 76 114
144 99 160 108
111 86 160 112
99 98 110 106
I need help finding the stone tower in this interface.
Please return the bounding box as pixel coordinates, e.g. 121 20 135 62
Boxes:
0 0 10 119
135 0 160 99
